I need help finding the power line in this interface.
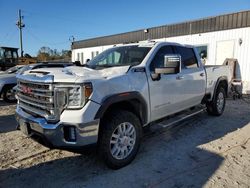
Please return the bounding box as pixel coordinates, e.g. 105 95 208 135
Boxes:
0 27 17 44
22 9 91 25
25 28 69 47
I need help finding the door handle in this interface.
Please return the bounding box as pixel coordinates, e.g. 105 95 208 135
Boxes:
176 75 184 80
200 72 205 77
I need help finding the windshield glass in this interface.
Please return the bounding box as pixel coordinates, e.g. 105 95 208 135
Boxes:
87 45 151 69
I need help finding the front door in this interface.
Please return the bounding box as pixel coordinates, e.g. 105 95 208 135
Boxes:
147 45 183 121
147 45 205 122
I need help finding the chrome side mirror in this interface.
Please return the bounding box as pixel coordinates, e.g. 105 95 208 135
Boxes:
155 54 181 74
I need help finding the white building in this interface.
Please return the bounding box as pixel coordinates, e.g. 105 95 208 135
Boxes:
72 10 250 94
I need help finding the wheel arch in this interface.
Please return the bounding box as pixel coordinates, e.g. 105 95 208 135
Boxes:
0 83 16 97
213 76 228 99
95 92 148 126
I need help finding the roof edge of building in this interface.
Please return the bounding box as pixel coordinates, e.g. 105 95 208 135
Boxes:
72 10 250 49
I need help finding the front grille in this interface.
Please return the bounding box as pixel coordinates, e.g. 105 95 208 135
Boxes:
17 80 58 121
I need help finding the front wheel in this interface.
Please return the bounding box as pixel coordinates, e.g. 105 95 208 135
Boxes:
99 110 142 169
206 86 226 116
2 86 16 103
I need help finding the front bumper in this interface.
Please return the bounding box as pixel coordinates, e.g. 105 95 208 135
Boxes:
15 106 100 147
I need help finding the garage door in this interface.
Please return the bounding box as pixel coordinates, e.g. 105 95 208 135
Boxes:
216 40 235 65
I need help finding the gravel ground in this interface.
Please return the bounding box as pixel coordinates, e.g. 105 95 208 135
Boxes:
0 98 250 188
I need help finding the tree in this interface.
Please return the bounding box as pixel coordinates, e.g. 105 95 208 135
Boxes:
61 49 71 59
37 47 71 61
37 46 52 61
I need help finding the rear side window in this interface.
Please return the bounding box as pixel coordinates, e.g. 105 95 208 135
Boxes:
175 46 198 68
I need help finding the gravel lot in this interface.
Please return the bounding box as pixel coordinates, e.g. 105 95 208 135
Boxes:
0 98 250 188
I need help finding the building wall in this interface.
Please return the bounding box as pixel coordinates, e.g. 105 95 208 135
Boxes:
72 44 114 64
165 27 250 94
72 27 250 94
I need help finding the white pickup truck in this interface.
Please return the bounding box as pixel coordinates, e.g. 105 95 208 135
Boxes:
15 42 230 169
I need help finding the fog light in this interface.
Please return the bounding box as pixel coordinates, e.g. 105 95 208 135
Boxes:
64 126 76 142
69 127 76 140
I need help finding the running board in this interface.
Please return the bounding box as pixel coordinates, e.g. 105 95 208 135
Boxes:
157 106 206 129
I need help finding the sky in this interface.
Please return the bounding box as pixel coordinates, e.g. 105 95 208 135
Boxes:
0 0 249 56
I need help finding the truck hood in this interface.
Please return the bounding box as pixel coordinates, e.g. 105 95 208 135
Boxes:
19 65 130 83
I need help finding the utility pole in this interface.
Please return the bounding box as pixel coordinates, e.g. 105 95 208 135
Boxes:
69 35 75 44
16 9 25 57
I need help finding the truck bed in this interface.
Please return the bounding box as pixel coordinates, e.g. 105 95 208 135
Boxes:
205 65 231 96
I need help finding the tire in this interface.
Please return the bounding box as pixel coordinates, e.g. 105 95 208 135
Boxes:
2 85 17 103
98 110 142 169
206 86 226 116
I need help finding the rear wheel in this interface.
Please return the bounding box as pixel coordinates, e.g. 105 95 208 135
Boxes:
2 85 16 103
99 110 142 169
206 86 226 116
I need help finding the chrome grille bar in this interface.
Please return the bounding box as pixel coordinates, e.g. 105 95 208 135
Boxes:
17 80 58 121
18 96 53 109
16 88 53 102
19 102 50 118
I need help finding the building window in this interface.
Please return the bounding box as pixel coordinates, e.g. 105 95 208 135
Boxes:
195 45 208 60
91 51 99 59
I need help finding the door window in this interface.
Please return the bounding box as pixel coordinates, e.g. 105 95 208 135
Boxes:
150 45 174 71
195 45 208 60
175 46 198 69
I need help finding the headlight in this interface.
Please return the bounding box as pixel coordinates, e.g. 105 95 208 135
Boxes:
54 83 93 110
68 86 83 108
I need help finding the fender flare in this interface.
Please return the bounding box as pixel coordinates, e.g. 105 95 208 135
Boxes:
95 91 148 125
212 76 228 99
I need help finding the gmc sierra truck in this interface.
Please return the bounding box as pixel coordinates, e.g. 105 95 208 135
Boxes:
15 42 230 169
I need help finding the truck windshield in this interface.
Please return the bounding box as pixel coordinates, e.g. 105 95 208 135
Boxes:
87 45 151 69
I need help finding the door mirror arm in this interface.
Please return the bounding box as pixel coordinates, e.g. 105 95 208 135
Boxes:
151 72 161 81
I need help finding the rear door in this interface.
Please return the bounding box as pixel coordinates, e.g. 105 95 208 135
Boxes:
174 46 206 109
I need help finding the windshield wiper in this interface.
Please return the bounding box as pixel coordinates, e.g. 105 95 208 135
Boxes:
94 64 115 69
81 64 94 69
96 64 114 67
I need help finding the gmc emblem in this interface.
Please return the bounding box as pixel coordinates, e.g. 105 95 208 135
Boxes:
21 86 32 94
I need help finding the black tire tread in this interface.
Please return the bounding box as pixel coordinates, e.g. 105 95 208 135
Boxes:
98 110 142 169
206 86 226 116
2 85 16 103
